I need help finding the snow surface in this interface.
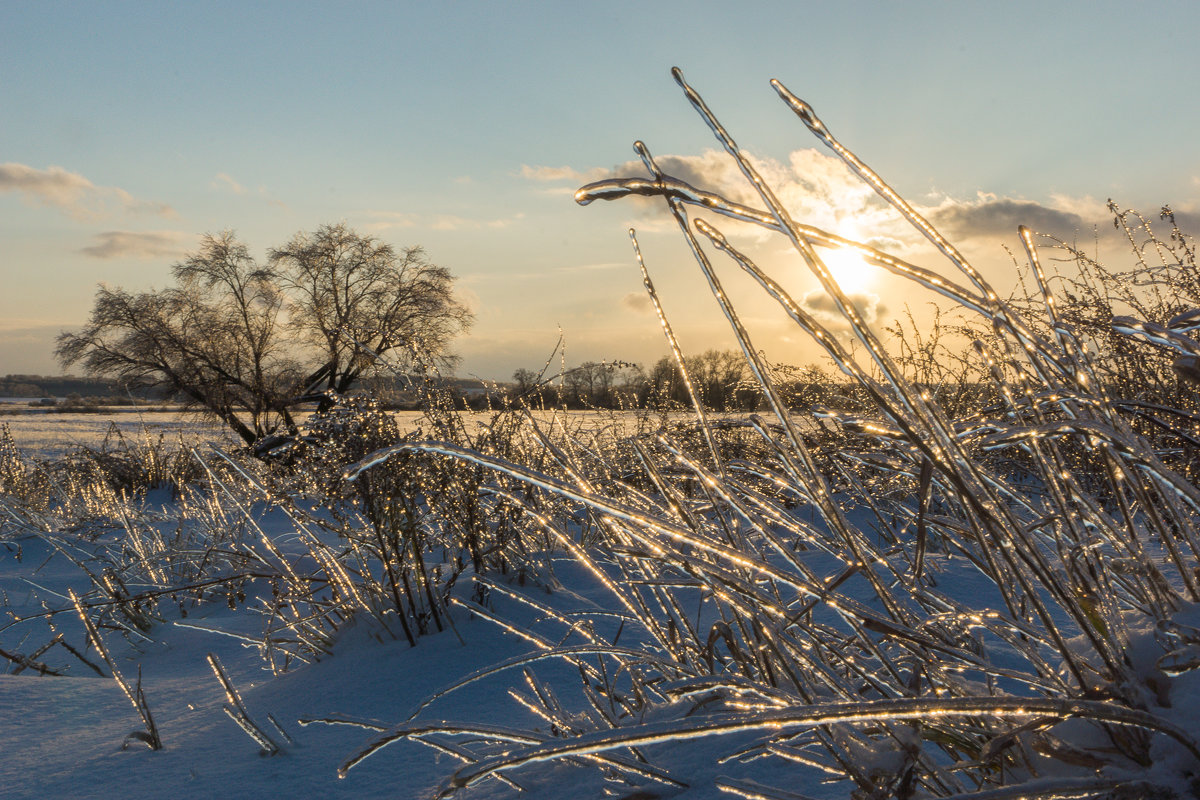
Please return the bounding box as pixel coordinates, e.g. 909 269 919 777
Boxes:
5 490 1200 798
0 506 844 800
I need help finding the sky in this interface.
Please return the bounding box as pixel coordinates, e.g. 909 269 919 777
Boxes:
3 1 1200 382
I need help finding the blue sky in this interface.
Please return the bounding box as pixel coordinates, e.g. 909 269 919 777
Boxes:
3 1 1199 380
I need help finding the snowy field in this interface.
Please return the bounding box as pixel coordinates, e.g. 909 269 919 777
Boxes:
1 409 238 460
5 477 1199 799
0 408 732 460
0 517 864 800
1 409 430 460
0 473 996 800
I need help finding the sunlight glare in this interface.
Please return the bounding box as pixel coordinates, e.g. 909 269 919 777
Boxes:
820 247 875 294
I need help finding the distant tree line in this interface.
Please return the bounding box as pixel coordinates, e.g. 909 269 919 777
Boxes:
512 350 764 411
505 351 904 413
0 374 166 400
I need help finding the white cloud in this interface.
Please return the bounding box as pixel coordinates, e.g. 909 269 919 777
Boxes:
800 289 886 328
588 148 907 246
463 261 630 285
519 164 608 183
363 211 419 230
0 162 175 220
211 172 247 195
80 230 192 260
0 318 62 334
621 292 653 314
209 172 287 209
921 192 1088 240
431 213 523 231
559 261 626 274
431 216 472 231
583 148 1113 251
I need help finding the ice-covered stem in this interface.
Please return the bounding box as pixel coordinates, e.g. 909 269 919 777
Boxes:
682 69 1095 682
628 227 725 472
441 695 1200 793
770 80 987 302
626 135 918 620
70 590 162 750
579 174 986 309
207 652 281 755
772 78 1075 389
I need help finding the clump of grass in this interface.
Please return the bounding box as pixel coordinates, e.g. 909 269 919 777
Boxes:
0 423 51 515
0 419 205 539
76 423 204 498
1013 204 1200 484
1 436 287 679
334 69 1200 799
4 363 570 680
227 357 577 664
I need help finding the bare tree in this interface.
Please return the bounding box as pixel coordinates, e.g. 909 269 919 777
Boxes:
511 368 539 397
57 232 299 445
690 349 749 411
648 350 750 410
57 226 472 448
270 224 473 409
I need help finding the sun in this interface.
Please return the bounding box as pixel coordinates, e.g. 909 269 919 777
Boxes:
819 246 876 294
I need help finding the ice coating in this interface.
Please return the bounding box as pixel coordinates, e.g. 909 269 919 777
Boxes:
445 695 1200 791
